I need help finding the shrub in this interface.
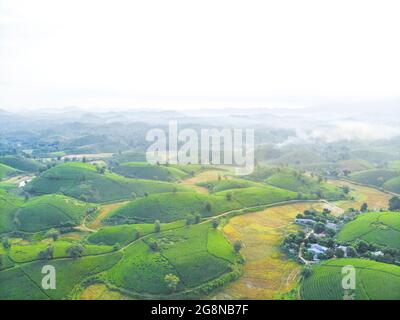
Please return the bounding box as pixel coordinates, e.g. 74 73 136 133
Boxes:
233 240 242 253
66 244 84 258
45 228 60 241
154 220 161 233
164 274 180 292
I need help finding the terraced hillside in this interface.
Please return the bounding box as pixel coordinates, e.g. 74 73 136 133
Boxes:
0 193 95 233
105 223 239 297
337 212 400 249
0 222 240 300
16 195 96 232
0 190 23 233
25 162 187 203
301 259 400 300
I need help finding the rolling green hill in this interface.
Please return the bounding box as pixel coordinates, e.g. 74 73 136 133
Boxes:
383 177 400 194
0 156 44 172
196 179 264 193
16 194 96 232
265 171 345 200
105 192 230 224
349 169 400 188
0 190 23 234
111 151 147 163
0 163 19 179
0 223 239 299
389 160 400 171
106 184 299 225
106 223 239 296
87 220 185 246
25 162 187 203
113 162 188 181
337 212 400 249
246 167 345 200
350 149 397 164
301 258 400 300
0 252 123 300
270 150 323 166
8 240 113 263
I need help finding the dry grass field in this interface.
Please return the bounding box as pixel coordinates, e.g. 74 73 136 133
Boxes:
329 180 392 211
88 201 130 229
181 170 231 194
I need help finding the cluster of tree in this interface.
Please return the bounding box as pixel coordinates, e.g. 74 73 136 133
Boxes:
389 196 400 211
66 244 84 258
37 245 54 260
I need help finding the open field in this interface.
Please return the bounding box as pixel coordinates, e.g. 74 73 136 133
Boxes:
211 202 324 300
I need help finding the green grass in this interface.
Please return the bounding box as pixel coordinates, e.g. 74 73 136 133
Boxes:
265 171 345 200
16 194 96 232
113 162 188 181
383 176 400 194
0 182 18 192
21 252 123 299
0 156 44 172
25 162 187 203
389 160 400 171
270 150 323 166
111 151 147 163
87 220 185 246
337 212 400 249
350 150 397 164
106 185 299 225
106 223 236 295
0 190 23 234
0 251 122 300
349 169 399 188
197 179 263 193
107 240 177 294
8 241 114 263
214 186 298 208
106 192 222 224
0 163 19 179
0 268 50 300
301 258 400 300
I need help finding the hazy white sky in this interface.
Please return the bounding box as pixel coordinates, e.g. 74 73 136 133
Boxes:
1 0 399 110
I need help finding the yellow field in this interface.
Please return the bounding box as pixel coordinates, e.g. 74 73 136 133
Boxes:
88 201 129 229
80 284 129 300
211 202 324 300
209 178 391 300
181 170 231 194
329 179 391 211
